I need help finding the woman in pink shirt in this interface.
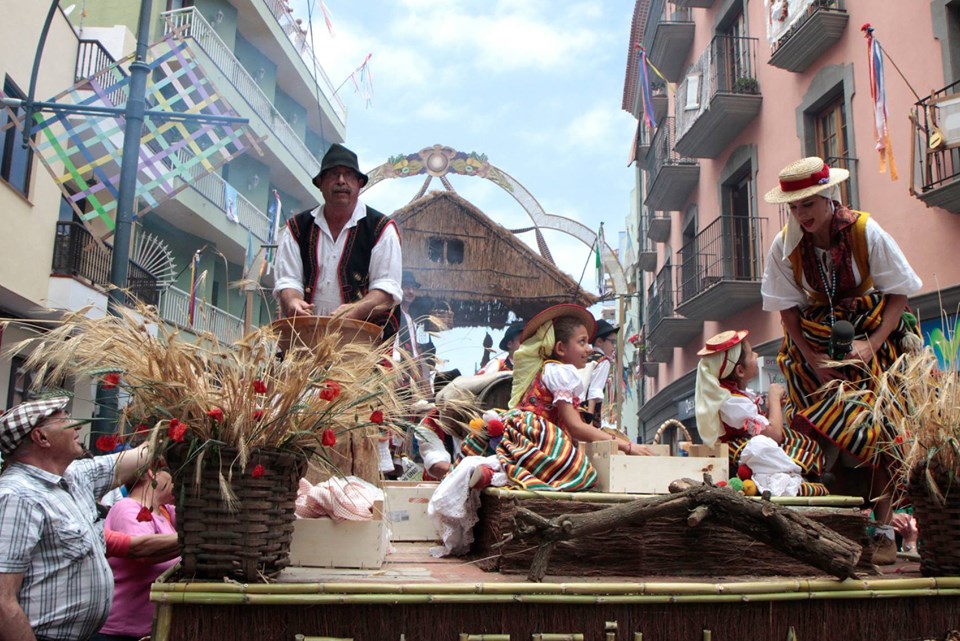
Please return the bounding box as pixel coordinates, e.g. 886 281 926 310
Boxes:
94 468 178 641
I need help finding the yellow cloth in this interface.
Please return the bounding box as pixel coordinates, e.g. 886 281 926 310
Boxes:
694 342 742 446
509 321 556 408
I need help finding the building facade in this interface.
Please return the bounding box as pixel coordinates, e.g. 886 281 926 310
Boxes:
622 0 960 443
0 0 344 413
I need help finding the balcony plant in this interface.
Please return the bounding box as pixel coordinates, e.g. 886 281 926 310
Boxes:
19 303 415 580
732 76 759 94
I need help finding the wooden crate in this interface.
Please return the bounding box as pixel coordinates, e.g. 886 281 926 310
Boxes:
383 481 439 542
585 440 729 494
288 501 388 569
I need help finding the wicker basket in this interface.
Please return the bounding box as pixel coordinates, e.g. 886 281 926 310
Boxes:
909 460 960 576
169 444 305 581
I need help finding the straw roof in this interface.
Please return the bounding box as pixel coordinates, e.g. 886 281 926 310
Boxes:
392 190 597 328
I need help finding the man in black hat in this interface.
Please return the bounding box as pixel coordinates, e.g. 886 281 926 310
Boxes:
273 143 402 333
477 321 523 374
582 318 618 428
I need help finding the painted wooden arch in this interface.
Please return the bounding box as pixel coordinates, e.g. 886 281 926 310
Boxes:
361 144 627 295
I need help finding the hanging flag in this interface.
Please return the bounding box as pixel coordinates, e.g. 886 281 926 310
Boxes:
596 223 605 297
244 229 256 277
187 251 202 326
348 53 374 108
263 189 282 277
318 0 335 37
224 181 239 223
636 44 657 130
862 23 897 180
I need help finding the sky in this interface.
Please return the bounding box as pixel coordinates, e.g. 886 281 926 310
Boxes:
292 0 638 374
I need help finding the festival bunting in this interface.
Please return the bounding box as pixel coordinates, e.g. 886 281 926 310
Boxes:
10 34 258 239
319 0 335 37
263 189 282 277
637 44 657 130
862 23 898 180
596 223 606 298
187 251 202 325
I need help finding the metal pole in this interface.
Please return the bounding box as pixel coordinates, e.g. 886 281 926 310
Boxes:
95 0 153 449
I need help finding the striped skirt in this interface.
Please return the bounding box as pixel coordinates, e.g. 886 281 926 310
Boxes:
777 292 913 465
495 410 598 492
726 428 829 497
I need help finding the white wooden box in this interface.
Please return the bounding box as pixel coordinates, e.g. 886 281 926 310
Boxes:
288 501 388 569
585 441 729 494
383 481 439 542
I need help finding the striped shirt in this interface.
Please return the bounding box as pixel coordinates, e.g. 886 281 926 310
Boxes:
0 455 120 641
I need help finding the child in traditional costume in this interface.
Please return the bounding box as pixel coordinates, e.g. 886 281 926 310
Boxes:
695 330 828 497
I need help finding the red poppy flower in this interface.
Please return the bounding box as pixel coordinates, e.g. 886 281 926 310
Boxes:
322 429 336 447
894 434 904 444
102 372 121 390
251 464 265 478
319 380 341 401
253 379 268 394
168 419 187 443
253 409 265 421
369 409 384 425
96 434 119 452
207 407 224 422
486 418 504 438
135 423 150 434
136 506 153 522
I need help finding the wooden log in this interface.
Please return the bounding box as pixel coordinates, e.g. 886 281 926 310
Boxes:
514 479 862 582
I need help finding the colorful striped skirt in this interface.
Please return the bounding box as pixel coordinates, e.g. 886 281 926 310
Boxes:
495 410 597 492
777 292 914 465
726 428 829 497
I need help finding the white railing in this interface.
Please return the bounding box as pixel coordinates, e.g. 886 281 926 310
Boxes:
262 0 347 125
184 166 271 241
159 285 244 344
161 7 321 177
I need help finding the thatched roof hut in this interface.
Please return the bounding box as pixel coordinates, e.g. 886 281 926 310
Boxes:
392 190 597 328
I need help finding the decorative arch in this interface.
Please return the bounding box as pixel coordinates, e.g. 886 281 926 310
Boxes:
361 144 627 294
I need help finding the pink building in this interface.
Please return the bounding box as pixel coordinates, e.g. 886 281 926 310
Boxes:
622 0 960 441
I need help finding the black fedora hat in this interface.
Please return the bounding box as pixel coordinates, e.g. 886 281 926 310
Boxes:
312 143 369 188
401 270 421 288
498 321 524 352
594 319 619 341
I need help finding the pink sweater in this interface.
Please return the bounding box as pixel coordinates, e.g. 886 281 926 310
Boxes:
99 498 179 637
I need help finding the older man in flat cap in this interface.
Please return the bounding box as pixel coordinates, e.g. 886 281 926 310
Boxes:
273 143 402 337
0 398 150 641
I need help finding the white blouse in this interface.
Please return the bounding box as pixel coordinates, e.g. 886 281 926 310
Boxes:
761 217 921 312
719 390 768 437
542 362 586 405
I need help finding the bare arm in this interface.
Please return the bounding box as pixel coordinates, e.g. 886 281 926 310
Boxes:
0 573 35 641
127 533 180 562
277 289 314 318
762 384 786 444
556 402 654 455
334 289 394 323
114 443 151 488
780 307 844 384
852 294 908 362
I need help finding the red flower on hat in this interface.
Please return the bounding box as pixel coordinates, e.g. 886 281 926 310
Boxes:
251 464 265 479
321 429 336 447
369 409 384 425
168 419 187 443
102 372 121 390
253 409 265 421
318 380 341 401
253 380 268 394
486 418 505 438
207 407 224 422
96 434 119 452
136 506 153 522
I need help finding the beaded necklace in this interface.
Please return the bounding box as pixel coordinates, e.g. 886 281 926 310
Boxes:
815 249 837 327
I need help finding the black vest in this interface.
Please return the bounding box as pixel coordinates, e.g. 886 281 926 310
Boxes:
287 206 400 340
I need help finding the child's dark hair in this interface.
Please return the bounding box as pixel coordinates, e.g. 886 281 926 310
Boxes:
552 316 588 355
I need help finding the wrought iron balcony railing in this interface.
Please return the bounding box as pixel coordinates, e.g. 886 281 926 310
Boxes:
677 215 766 304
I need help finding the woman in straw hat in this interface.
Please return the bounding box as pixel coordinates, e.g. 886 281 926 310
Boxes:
761 156 922 562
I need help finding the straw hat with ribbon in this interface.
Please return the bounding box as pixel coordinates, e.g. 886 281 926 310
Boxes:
695 330 748 447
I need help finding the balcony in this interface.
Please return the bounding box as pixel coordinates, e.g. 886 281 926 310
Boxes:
768 0 848 73
675 215 766 321
51 222 159 306
635 122 651 166
651 83 669 123
911 80 960 213
638 240 658 273
675 36 763 159
673 0 714 7
183 167 272 242
159 285 244 345
645 117 700 212
644 0 695 83
161 7 321 182
643 206 671 244
645 264 702 362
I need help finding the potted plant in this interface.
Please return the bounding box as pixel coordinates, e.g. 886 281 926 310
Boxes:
732 76 759 94
20 304 415 580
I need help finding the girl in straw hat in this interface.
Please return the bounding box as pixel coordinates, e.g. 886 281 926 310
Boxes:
493 304 652 492
761 156 922 561
695 330 827 497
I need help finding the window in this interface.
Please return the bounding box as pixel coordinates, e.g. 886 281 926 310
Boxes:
815 96 852 205
684 74 701 110
426 237 464 265
7 356 34 409
1 77 34 196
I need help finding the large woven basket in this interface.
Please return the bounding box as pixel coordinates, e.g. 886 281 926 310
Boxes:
909 460 960 576
169 444 305 581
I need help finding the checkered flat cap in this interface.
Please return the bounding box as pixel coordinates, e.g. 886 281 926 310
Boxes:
0 397 70 456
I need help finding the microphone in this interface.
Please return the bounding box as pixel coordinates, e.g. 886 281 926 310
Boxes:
829 320 855 360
